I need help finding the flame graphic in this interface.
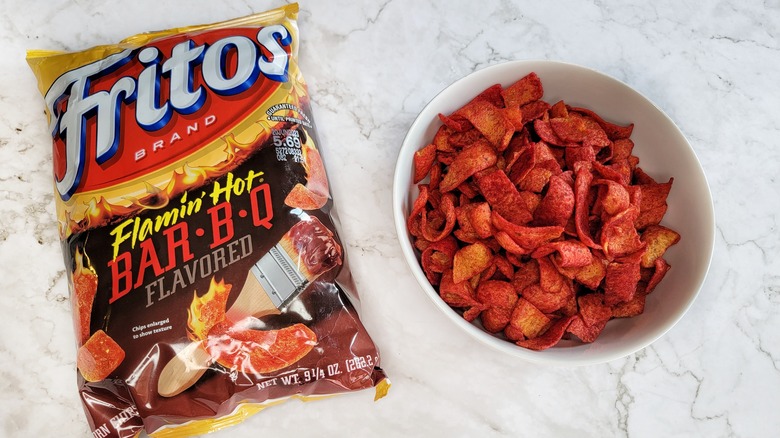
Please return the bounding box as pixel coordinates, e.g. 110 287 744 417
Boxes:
83 196 134 229
72 246 98 345
187 278 232 342
132 182 170 210
74 246 96 276
59 118 281 238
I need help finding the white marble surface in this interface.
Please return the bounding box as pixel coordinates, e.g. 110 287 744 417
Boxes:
1 0 778 436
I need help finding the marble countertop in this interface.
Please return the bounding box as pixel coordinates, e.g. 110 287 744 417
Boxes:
1 1 778 436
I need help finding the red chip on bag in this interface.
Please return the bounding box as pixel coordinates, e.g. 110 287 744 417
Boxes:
77 330 126 382
284 145 331 210
407 72 680 351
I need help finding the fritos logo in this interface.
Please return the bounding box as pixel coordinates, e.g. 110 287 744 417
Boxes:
44 24 293 200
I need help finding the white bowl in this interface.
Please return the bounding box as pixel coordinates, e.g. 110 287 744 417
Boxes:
392 60 715 365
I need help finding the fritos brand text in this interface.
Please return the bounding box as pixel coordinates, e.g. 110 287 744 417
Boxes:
44 24 292 200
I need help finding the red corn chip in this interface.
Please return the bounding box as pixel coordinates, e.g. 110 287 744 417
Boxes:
511 259 540 292
503 130 531 171
564 144 596 169
421 236 459 282
491 211 563 251
639 178 674 211
611 138 635 161
455 203 479 234
594 179 630 216
533 118 578 147
645 258 671 294
491 255 515 280
453 229 479 244
549 113 609 147
457 181 479 199
600 206 646 260
473 84 505 108
439 140 498 192
604 261 641 305
593 161 631 186
627 184 642 210
520 100 551 122
549 100 568 119
566 316 607 343
504 323 525 342
532 241 592 268
429 162 443 190
458 99 514 150
475 168 533 224
481 261 498 282
284 183 328 210
516 315 575 351
406 184 428 237
611 292 646 318
568 106 634 140
510 142 562 193
573 162 600 249
414 238 432 252
433 125 454 151
439 269 482 312
521 283 569 314
614 249 646 265
207 322 317 375
438 113 473 132
501 72 543 108
573 252 607 290
303 146 329 200
538 256 572 296
421 193 457 242
577 293 612 327
495 231 528 255
518 191 542 215
468 202 493 239
477 280 518 332
640 225 681 268
77 330 125 382
550 145 566 169
413 143 437 183
635 203 668 230
503 106 524 130
533 174 575 227
505 298 551 340
452 241 494 283
505 252 524 267
517 167 554 193
449 129 483 148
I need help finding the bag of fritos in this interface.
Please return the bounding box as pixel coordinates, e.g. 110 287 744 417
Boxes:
26 4 388 436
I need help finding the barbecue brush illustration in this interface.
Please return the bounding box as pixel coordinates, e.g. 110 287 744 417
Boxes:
157 215 341 397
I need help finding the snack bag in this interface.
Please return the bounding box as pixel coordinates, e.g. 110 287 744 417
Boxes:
27 4 389 436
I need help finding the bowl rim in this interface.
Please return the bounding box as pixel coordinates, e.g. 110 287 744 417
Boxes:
392 59 715 366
